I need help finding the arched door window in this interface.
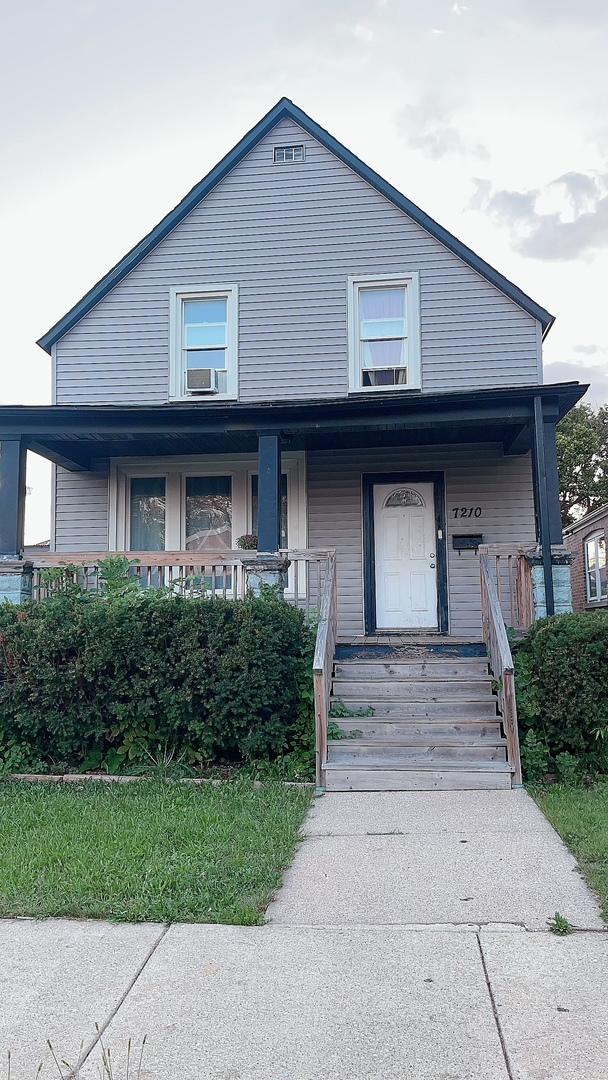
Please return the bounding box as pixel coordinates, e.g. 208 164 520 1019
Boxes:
384 488 425 509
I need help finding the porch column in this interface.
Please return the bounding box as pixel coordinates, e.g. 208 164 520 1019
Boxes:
242 433 290 597
0 437 32 604
257 433 281 553
532 397 564 617
0 438 26 557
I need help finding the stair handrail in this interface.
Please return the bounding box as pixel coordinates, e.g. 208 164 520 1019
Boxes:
312 551 337 792
480 552 522 785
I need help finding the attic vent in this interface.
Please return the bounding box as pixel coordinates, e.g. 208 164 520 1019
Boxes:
273 144 304 164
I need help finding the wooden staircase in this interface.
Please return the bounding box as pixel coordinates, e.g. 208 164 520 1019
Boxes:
324 644 513 791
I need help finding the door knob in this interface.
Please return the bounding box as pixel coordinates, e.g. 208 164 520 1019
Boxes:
430 563 436 569
429 552 436 558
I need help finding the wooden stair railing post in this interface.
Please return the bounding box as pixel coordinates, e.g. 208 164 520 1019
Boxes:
479 553 523 786
312 552 337 793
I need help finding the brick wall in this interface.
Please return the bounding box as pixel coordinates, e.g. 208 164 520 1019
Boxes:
565 508 608 613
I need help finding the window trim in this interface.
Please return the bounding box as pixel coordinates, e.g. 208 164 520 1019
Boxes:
347 273 421 394
169 284 239 402
109 453 307 595
584 530 607 603
273 144 305 164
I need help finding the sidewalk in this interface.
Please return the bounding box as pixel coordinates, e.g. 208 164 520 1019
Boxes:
2 790 606 1079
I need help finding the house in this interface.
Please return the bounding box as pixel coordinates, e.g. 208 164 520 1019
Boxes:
565 504 608 611
0 98 586 791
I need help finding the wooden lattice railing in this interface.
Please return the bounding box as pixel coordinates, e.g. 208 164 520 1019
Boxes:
30 548 334 619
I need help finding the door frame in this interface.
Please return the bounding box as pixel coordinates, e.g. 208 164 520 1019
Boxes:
362 471 448 635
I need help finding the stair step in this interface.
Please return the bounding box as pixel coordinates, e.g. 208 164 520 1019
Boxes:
334 660 490 679
335 700 498 718
330 720 503 738
325 763 513 792
332 679 494 700
328 740 507 764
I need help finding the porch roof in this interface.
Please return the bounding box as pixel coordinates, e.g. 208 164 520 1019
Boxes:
0 382 587 472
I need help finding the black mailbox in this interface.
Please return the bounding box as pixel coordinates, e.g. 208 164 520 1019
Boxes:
452 534 483 552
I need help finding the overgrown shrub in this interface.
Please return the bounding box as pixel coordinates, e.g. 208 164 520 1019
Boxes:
0 585 315 775
514 611 608 776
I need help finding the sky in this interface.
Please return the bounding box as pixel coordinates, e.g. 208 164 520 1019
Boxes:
2 0 608 542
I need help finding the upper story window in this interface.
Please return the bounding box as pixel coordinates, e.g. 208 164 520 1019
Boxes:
585 531 607 602
169 285 238 400
348 274 421 393
273 144 304 163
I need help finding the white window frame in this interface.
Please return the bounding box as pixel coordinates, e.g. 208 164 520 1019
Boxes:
109 453 307 597
169 284 239 402
347 273 421 394
585 531 607 603
273 144 305 164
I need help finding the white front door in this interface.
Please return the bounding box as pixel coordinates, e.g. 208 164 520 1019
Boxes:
373 482 438 630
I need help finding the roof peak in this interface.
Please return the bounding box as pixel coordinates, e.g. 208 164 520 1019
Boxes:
37 98 554 353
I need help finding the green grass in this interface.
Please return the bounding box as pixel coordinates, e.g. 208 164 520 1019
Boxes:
534 781 608 921
0 779 312 924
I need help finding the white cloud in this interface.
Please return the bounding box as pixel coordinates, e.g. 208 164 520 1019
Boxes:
400 97 488 160
470 170 608 259
451 2 471 14
352 21 374 42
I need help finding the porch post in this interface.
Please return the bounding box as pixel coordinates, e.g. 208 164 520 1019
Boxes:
242 433 290 597
0 437 32 604
0 438 26 558
257 433 281 553
532 397 557 616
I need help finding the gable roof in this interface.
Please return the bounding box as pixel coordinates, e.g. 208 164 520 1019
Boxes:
37 97 554 354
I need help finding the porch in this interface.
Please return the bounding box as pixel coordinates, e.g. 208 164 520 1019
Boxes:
0 383 585 791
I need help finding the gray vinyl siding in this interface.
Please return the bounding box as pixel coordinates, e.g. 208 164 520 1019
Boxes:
52 446 536 640
307 445 536 638
54 116 541 404
54 464 109 551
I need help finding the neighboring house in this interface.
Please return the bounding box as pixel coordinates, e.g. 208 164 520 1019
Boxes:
565 504 608 612
0 98 586 791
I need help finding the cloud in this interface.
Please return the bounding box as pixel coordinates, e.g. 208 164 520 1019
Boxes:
451 2 471 14
400 97 488 160
352 21 374 42
470 170 608 259
574 344 606 355
544 360 608 407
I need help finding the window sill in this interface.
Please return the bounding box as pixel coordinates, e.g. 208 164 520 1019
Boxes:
168 395 238 404
585 599 608 610
348 384 422 396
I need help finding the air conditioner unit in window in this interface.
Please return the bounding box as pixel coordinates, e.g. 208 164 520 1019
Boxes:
186 368 219 394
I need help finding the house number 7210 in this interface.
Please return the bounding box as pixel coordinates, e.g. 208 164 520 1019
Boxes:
451 506 482 518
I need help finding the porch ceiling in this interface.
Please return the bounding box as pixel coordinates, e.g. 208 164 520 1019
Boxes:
0 382 587 471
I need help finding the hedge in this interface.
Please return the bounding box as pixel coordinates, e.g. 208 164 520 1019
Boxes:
514 611 608 774
0 587 315 775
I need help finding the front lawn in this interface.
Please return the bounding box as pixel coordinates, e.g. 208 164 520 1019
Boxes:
535 782 608 921
0 779 311 924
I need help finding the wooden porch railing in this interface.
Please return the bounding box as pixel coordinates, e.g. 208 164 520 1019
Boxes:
312 551 337 792
478 543 536 634
30 548 334 619
479 551 522 786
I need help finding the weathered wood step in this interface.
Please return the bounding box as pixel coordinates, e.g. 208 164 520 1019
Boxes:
327 740 507 763
334 699 498 718
325 763 513 792
330 719 503 738
332 678 494 700
334 660 490 679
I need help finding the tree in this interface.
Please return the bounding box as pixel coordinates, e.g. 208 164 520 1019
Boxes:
556 404 608 527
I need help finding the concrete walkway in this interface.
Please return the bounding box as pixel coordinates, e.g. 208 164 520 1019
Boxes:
2 790 607 1079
